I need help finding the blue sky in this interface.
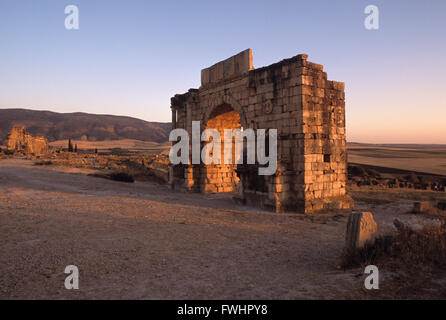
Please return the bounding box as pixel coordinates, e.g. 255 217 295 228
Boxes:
0 0 445 143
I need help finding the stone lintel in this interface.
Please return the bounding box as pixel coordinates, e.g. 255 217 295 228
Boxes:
201 49 253 86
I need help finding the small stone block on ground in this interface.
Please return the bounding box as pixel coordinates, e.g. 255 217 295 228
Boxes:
345 212 378 250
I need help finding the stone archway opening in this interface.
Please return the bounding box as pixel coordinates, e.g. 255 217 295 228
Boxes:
201 104 241 193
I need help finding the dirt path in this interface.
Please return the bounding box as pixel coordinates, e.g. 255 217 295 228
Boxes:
0 159 438 299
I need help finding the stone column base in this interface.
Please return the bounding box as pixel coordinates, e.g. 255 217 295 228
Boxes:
234 193 354 214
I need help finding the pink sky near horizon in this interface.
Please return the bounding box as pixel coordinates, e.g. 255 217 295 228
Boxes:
346 74 446 144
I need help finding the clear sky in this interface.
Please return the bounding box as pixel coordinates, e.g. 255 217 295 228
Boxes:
0 0 445 143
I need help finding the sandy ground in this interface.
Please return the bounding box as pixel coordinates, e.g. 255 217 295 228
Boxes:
0 159 444 299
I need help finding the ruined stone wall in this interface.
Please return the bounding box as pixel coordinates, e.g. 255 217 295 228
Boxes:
7 126 49 156
170 49 353 214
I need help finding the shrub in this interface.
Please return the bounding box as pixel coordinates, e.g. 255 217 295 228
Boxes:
4 150 14 155
348 165 366 177
417 175 429 184
34 160 53 166
405 173 419 184
341 235 394 268
366 168 381 178
108 172 134 183
341 225 446 269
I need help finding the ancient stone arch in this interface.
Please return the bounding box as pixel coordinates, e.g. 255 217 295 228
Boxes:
201 93 248 129
170 49 353 214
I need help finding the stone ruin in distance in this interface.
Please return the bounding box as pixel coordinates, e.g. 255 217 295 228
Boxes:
169 49 353 214
7 126 49 156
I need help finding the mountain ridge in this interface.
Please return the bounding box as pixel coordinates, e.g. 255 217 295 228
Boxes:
0 108 171 144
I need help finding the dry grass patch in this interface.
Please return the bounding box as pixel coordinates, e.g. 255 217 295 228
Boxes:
341 224 446 269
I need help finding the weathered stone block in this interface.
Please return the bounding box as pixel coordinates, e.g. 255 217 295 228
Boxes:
201 49 253 86
345 212 378 250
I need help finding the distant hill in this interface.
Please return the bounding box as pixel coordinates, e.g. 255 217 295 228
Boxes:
0 109 171 144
